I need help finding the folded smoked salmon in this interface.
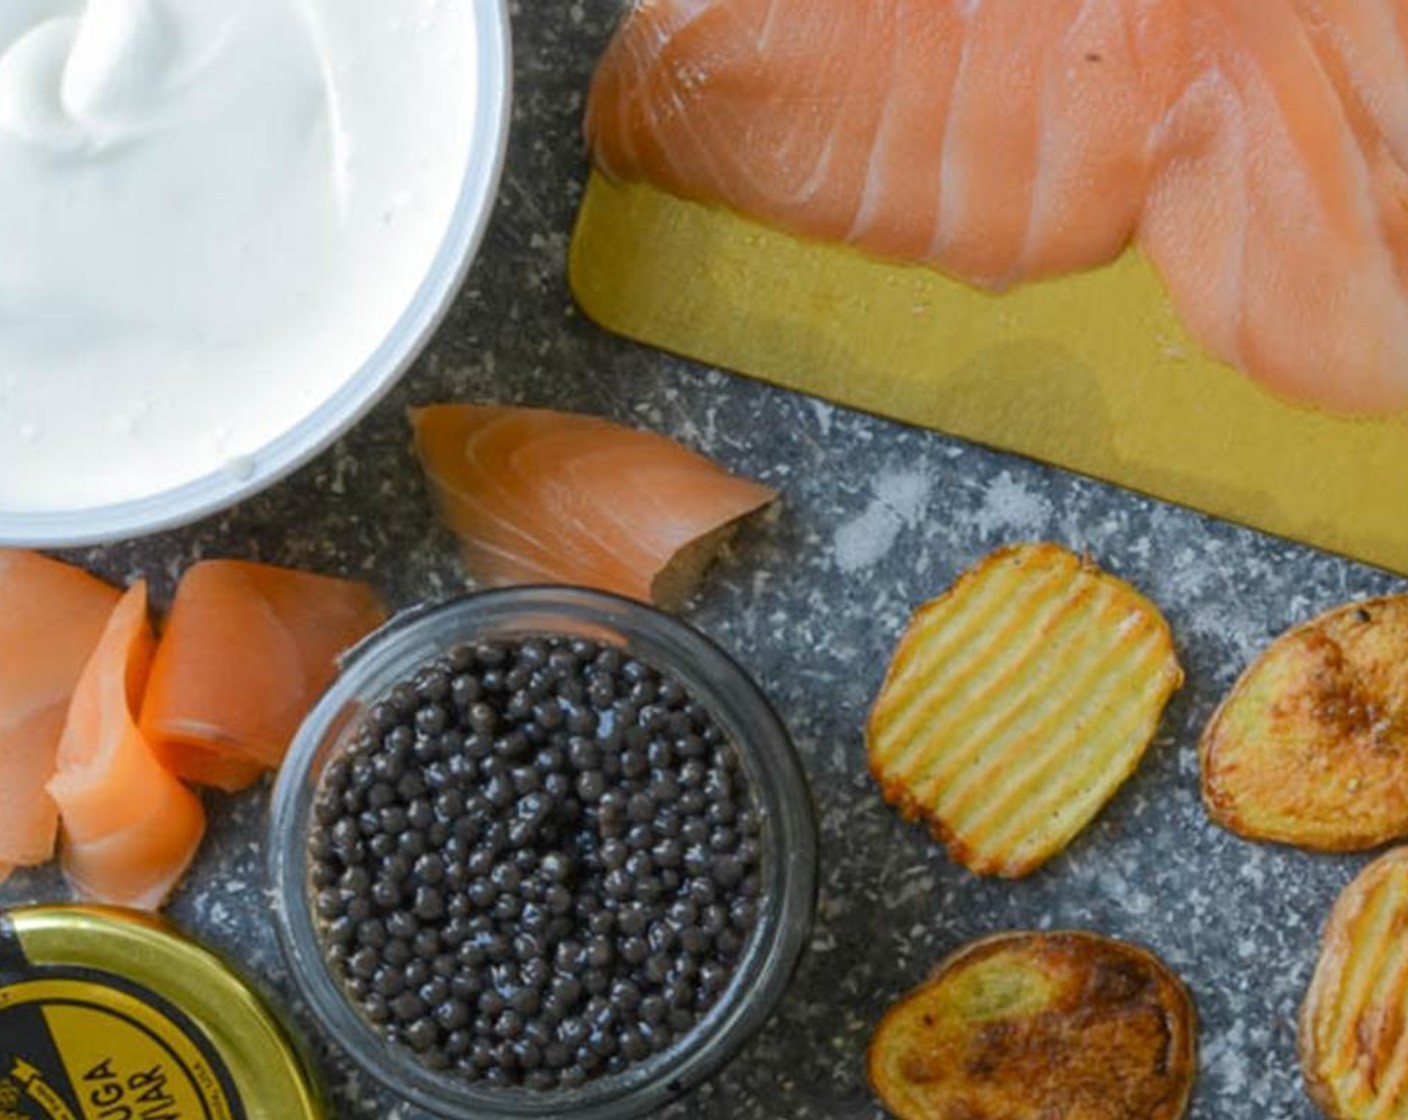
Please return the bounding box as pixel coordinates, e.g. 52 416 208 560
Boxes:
587 0 1408 413
0 553 389 907
0 551 121 883
47 582 206 910
411 404 777 606
139 560 388 792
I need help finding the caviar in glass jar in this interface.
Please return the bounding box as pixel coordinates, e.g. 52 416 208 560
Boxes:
307 636 765 1090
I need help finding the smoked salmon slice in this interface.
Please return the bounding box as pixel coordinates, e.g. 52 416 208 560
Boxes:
411 404 777 606
586 0 1408 413
47 582 205 910
139 561 388 792
588 0 1190 286
0 551 121 883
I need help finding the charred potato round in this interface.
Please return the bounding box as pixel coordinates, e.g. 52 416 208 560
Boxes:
868 542 1184 877
869 931 1197 1120
1302 847 1408 1119
1201 596 1408 851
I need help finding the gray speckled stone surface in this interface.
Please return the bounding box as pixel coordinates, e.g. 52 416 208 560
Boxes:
3 4 1405 1118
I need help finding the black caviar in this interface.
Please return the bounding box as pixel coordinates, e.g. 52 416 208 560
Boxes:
308 636 765 1090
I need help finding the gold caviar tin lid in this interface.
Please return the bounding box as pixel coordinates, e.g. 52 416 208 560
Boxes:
0 905 322 1120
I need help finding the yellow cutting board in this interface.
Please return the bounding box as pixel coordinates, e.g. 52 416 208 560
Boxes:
569 173 1408 575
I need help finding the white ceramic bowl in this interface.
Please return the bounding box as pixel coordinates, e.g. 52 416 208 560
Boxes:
0 1 512 548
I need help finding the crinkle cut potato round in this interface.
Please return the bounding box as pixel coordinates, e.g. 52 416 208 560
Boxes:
1302 848 1408 1120
869 931 1197 1120
1201 595 1408 852
867 542 1184 877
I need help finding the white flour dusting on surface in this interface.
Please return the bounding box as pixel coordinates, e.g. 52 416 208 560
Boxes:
972 471 1053 539
1204 1020 1253 1096
833 469 933 574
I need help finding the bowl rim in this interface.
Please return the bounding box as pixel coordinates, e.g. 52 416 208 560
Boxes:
268 587 819 1120
0 0 514 547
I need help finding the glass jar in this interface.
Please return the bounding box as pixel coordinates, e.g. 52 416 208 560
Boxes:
269 587 818 1119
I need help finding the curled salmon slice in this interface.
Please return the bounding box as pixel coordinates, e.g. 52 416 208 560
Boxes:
47 582 205 910
139 560 387 792
411 404 777 607
587 0 1408 413
0 551 121 882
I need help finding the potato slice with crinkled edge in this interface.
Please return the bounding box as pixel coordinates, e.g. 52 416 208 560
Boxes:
867 542 1183 877
868 931 1197 1120
1301 847 1408 1119
1200 595 1408 851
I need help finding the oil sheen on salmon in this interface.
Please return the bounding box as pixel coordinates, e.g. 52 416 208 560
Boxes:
0 0 476 510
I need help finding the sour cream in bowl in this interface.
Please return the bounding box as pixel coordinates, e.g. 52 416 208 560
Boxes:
0 0 510 544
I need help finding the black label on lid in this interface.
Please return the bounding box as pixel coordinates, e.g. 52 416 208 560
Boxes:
0 918 247 1120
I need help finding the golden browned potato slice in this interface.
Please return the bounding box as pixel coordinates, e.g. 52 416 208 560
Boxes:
869 931 1197 1120
1201 595 1408 851
1301 847 1408 1118
867 542 1183 877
